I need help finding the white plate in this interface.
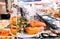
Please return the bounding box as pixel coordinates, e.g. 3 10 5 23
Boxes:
16 31 44 38
0 20 10 29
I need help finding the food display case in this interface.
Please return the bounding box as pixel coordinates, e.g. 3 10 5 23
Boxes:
0 0 60 39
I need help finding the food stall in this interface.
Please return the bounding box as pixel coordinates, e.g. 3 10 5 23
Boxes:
0 0 60 39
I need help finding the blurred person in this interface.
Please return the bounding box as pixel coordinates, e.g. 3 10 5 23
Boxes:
11 4 17 16
19 4 29 18
20 6 24 17
15 5 20 14
7 10 10 14
25 4 36 20
9 6 13 14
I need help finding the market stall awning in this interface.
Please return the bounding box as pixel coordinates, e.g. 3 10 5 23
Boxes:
0 2 6 6
34 1 50 5
51 0 58 2
34 3 48 5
